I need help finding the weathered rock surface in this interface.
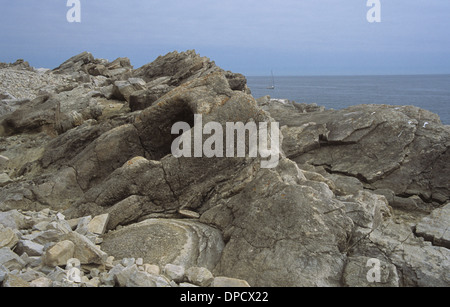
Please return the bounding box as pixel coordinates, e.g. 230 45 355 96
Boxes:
266 100 449 210
0 208 239 287
415 203 450 248
1 50 449 287
101 219 224 270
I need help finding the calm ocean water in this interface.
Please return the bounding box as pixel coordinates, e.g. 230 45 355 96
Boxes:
247 75 450 125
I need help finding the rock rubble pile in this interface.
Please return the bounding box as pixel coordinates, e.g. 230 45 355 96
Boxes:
0 208 249 287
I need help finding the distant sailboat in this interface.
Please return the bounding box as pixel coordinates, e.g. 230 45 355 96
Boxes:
267 70 275 89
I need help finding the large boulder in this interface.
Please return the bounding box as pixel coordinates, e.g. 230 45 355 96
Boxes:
101 219 224 270
207 159 354 287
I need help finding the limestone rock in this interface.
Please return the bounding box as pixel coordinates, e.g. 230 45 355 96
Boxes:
415 203 450 248
0 226 19 249
343 256 399 287
129 79 174 112
186 267 214 287
211 159 354 287
0 155 9 168
101 219 224 270
164 264 185 283
133 50 218 86
3 274 30 287
114 264 138 287
0 173 12 187
52 51 95 76
0 210 31 230
126 270 157 287
30 276 53 287
87 214 109 235
62 231 108 265
0 247 26 271
15 240 45 257
112 78 146 102
43 240 75 267
349 219 450 287
275 104 450 207
212 277 250 288
1 50 449 288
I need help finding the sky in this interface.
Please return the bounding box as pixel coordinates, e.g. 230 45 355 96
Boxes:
0 0 449 76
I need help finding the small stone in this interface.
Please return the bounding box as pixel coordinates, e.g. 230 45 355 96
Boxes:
212 277 251 287
115 264 138 287
143 264 160 275
47 266 69 283
32 221 51 232
0 173 12 187
21 230 61 246
66 217 81 230
0 247 26 271
0 264 8 282
164 264 185 283
179 209 200 219
17 268 45 282
0 155 9 167
0 226 19 249
3 274 30 287
75 216 92 235
179 282 199 287
0 210 31 230
135 258 144 266
126 270 157 287
121 258 135 267
84 276 101 287
61 231 108 265
89 268 100 278
147 273 172 287
39 208 51 217
15 240 45 256
30 276 53 287
105 256 115 270
87 214 110 235
43 240 75 267
186 267 214 287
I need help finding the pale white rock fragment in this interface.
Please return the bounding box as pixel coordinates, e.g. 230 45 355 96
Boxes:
87 214 110 235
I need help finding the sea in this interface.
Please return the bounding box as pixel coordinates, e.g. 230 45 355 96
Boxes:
246 75 450 125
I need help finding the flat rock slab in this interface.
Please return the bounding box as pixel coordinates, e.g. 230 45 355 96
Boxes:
416 203 450 248
101 219 224 270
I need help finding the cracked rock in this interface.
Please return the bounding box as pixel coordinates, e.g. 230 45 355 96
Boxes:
415 203 450 248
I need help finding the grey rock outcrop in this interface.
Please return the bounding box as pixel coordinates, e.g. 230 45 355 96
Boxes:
1 50 449 287
266 100 450 210
415 203 450 248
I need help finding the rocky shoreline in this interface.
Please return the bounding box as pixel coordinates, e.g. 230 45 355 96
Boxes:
0 50 449 287
0 208 248 287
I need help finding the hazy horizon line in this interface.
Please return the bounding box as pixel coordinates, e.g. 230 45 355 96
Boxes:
245 73 450 78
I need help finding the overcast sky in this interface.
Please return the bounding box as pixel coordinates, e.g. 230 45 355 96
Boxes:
1 0 449 75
